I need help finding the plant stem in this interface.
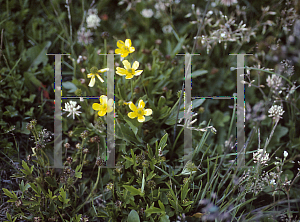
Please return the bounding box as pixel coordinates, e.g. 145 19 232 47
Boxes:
76 166 101 212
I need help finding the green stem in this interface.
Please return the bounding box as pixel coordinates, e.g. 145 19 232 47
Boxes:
131 80 134 101
104 38 107 66
76 166 101 212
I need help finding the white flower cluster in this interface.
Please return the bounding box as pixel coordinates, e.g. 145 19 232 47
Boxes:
63 101 82 119
266 74 283 91
140 9 154 18
77 27 93 45
86 9 101 29
253 148 269 165
268 105 285 120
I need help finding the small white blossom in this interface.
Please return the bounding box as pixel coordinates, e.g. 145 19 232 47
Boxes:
269 179 276 185
77 27 93 45
253 149 269 165
283 150 288 158
162 25 173 34
266 74 283 90
63 101 82 119
141 9 154 18
268 105 285 120
86 14 101 29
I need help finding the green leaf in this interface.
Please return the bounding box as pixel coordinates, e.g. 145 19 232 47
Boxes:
25 41 51 71
123 185 143 197
124 117 139 136
158 96 166 109
2 188 18 201
3 106 19 118
19 180 30 192
62 81 77 93
158 200 165 212
58 187 70 206
159 215 170 222
24 107 35 116
158 133 168 151
75 165 82 178
20 160 33 176
180 99 205 110
181 181 190 202
24 72 43 93
45 177 57 187
181 70 208 80
146 171 156 181
145 205 164 215
141 174 145 194
127 210 140 222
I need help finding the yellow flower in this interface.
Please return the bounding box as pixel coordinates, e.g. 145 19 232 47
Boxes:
87 67 109 87
92 95 114 116
115 39 135 58
116 60 143 79
128 100 152 122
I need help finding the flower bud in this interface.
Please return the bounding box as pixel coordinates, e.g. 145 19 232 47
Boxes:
101 31 109 39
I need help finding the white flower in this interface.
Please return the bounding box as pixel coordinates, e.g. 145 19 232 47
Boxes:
63 101 82 119
269 179 276 185
253 149 269 165
162 25 173 34
86 14 101 29
266 74 283 90
284 150 288 158
141 9 154 18
77 27 93 45
268 105 285 120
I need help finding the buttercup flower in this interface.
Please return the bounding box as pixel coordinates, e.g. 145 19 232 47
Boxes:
116 60 143 79
128 100 152 122
87 67 109 87
92 95 114 116
63 101 82 119
115 39 135 58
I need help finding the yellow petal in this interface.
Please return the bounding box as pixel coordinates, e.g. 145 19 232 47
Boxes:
129 47 135 53
87 73 93 78
116 67 126 75
92 103 101 110
98 110 107 116
98 68 109 73
138 100 145 109
137 115 145 122
132 61 139 70
117 40 124 48
134 70 143 76
125 39 132 47
88 77 95 87
125 74 134 79
115 48 122 54
129 102 137 111
121 52 129 58
100 95 107 105
144 109 152 116
122 60 131 70
96 74 104 83
128 112 137 119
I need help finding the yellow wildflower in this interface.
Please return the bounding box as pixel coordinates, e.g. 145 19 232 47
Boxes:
87 67 109 87
128 100 152 122
92 95 114 116
115 39 135 58
116 60 143 79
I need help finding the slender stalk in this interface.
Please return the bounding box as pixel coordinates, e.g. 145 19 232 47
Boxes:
76 166 101 212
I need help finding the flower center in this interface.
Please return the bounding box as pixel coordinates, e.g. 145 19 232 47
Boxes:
90 66 98 74
137 109 143 115
128 68 134 74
